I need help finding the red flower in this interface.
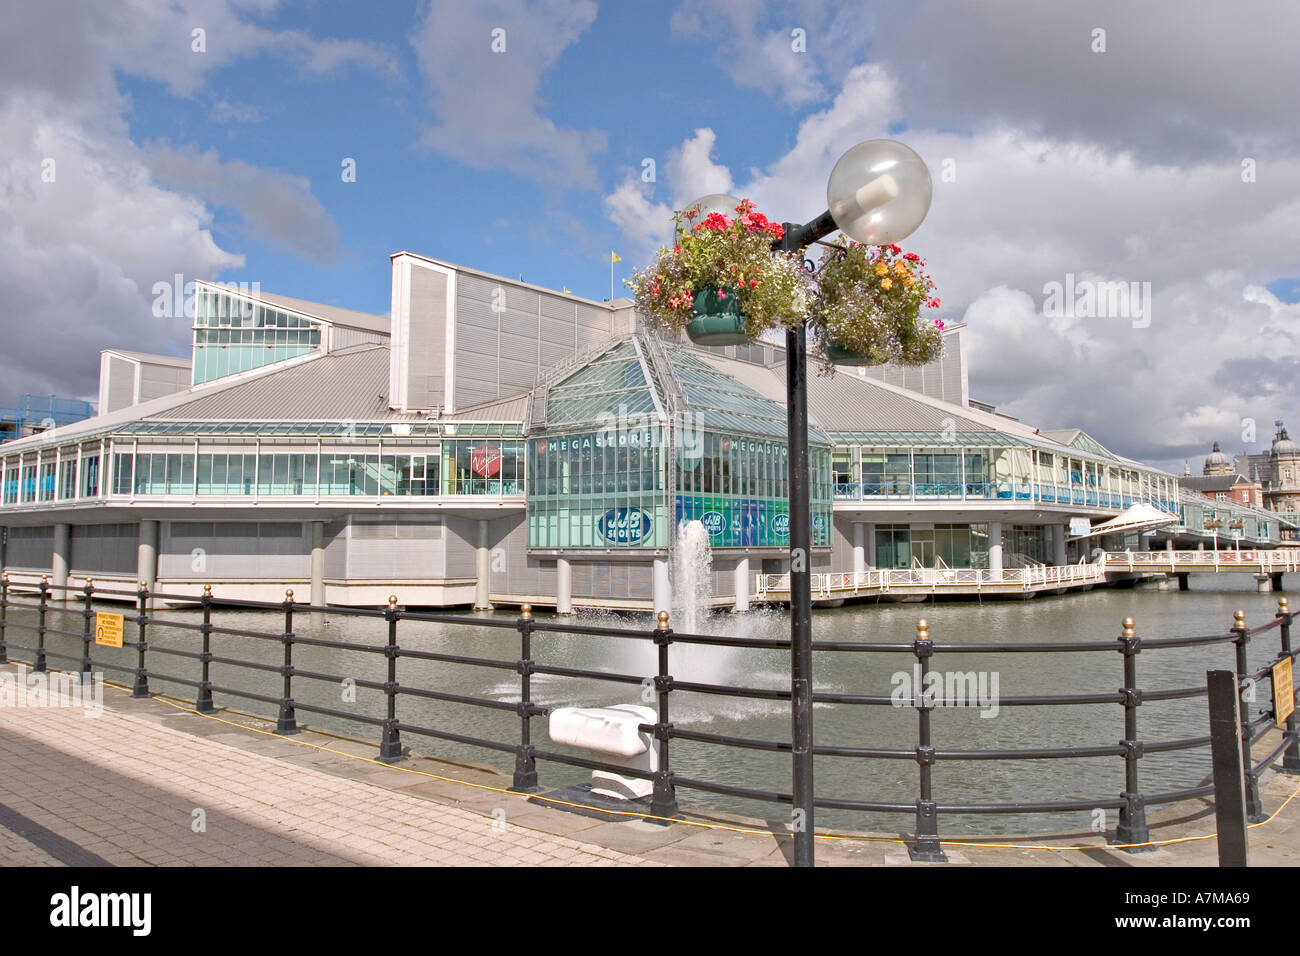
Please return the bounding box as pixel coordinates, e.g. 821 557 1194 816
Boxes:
702 212 730 231
750 280 758 288
673 244 681 254
935 319 945 330
927 298 940 308
889 243 901 254
903 252 920 261
684 208 700 219
717 290 727 299
767 222 784 238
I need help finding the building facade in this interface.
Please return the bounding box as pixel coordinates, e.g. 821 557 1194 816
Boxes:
0 250 1242 611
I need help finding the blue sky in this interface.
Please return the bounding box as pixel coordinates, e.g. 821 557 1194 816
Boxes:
118 1 856 312
2 0 1299 471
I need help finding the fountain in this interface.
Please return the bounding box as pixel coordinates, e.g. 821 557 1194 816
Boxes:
672 519 714 634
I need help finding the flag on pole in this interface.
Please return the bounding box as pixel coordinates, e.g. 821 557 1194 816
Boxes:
610 251 621 299
563 287 572 294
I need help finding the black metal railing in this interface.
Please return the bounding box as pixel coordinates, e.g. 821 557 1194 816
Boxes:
1 569 1297 867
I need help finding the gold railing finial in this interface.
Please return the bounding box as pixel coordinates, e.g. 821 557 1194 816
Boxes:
1122 617 1135 638
657 610 670 631
388 595 398 610
916 618 929 640
1279 596 1289 615
520 603 532 620
1234 609 1246 628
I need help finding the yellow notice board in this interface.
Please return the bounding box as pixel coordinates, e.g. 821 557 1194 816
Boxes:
1274 657 1295 727
94 612 125 648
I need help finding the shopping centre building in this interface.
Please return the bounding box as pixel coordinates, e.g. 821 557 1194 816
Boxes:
0 251 1283 610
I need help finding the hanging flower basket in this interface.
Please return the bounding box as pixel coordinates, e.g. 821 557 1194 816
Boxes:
810 240 943 370
685 286 748 345
627 200 943 370
627 200 807 344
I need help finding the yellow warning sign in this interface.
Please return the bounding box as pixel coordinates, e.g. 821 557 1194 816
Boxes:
1273 657 1295 727
94 612 125 648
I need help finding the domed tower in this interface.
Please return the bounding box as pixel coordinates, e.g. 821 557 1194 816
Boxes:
1268 424 1300 514
1203 441 1231 476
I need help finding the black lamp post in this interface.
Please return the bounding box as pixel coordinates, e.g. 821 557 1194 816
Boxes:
687 139 933 867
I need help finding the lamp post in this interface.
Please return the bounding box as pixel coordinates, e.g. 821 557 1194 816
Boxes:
687 139 933 867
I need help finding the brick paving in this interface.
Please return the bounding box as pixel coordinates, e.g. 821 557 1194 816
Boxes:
3 662 1300 867
0 668 651 867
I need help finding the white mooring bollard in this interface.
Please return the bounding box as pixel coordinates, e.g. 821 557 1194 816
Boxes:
548 704 658 800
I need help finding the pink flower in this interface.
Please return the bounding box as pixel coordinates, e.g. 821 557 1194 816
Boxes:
717 290 727 299
935 319 945 330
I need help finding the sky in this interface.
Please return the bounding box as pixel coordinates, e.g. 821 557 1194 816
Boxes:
0 0 1298 475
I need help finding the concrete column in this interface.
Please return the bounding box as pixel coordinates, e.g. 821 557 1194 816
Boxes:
733 556 750 612
474 519 492 610
653 556 670 618
556 556 573 615
852 523 865 584
137 519 158 607
1053 524 1067 567
1166 538 1175 552
52 522 70 604
1257 575 1271 594
865 523 876 570
988 521 1004 580
310 520 325 626
1157 575 1170 591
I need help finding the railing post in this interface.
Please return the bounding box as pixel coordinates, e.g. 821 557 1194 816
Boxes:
276 589 299 735
35 576 49 673
511 604 539 791
196 585 214 713
1277 597 1300 774
132 581 149 697
0 572 9 665
378 594 403 762
1115 616 1152 851
1232 609 1266 821
79 579 94 683
650 609 679 820
910 617 946 862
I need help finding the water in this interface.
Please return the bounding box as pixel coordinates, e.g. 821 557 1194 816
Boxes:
10 575 1291 839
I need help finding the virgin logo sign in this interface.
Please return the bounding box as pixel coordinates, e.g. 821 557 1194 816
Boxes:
470 445 502 477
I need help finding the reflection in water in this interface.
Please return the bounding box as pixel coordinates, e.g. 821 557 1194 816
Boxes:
16 575 1290 837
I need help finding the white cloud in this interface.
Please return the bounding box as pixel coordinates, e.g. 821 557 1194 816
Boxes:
146 145 341 264
0 93 242 401
604 55 1300 470
0 0 394 404
410 0 606 183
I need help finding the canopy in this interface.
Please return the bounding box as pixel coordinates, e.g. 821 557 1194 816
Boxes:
1067 503 1179 539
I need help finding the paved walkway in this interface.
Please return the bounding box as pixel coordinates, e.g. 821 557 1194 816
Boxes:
0 670 649 867
3 662 1300 867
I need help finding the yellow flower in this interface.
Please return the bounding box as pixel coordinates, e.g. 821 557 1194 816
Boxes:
905 277 915 287
881 277 894 290
874 262 888 276
894 261 908 275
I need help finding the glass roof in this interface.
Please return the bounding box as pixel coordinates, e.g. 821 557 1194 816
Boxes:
663 344 828 444
542 341 665 428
